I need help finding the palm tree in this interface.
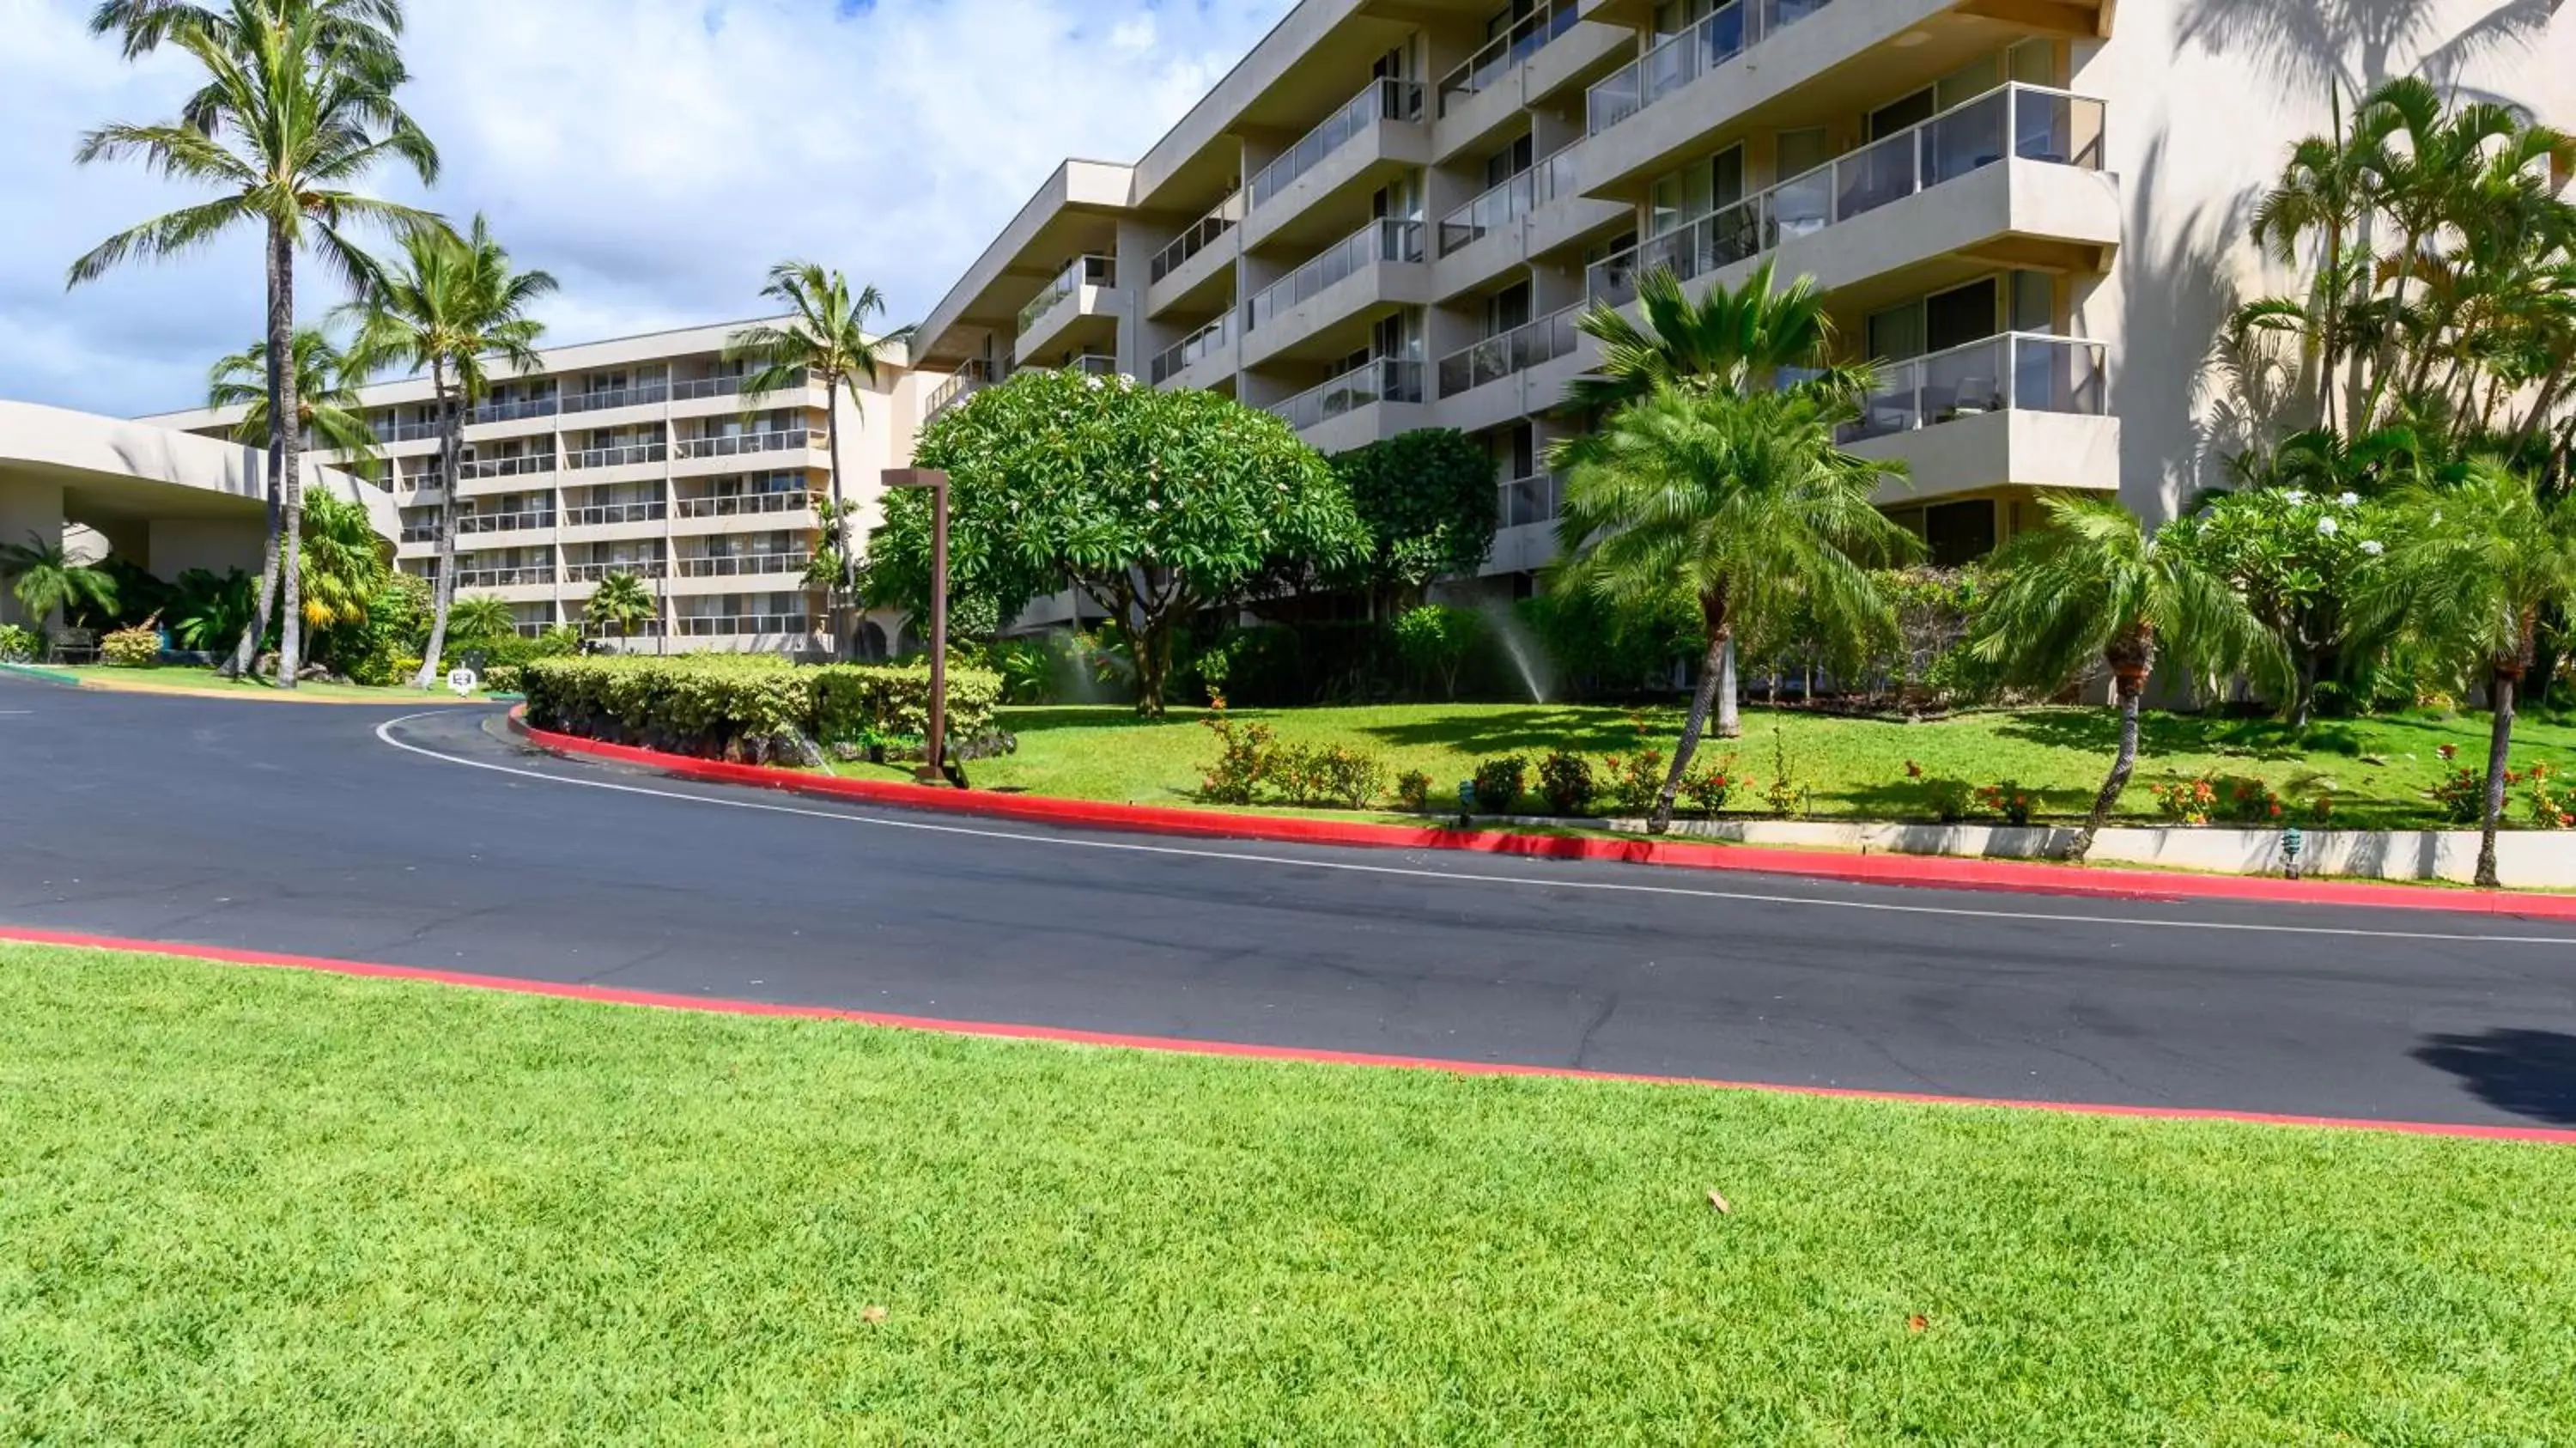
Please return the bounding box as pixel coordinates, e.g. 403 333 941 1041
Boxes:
1970 496 2289 863
343 215 555 689
0 534 121 636
725 263 910 660
1552 385 1916 830
72 0 437 688
582 570 657 647
2358 461 2576 887
206 325 380 659
295 489 389 640
445 593 518 649
2251 91 2378 431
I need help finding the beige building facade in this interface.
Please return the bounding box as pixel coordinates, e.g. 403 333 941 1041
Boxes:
911 0 2570 597
143 319 933 655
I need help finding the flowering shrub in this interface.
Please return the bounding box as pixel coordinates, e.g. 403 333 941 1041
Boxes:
1270 744 1388 810
1979 781 2036 827
1764 728 1806 818
1198 710 1277 805
100 625 162 667
2525 763 2575 830
2151 777 2218 824
1538 751 1595 817
1395 770 1434 813
2430 766 2486 824
1684 760 1735 815
1472 755 1528 813
2215 776 2284 824
1599 745 1667 816
1904 761 1976 823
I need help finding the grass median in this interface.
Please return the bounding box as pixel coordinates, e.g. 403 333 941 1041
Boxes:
3 941 2571 1443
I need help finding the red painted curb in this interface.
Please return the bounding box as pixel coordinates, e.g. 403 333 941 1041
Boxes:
8 925 2571 1145
503 710 2576 921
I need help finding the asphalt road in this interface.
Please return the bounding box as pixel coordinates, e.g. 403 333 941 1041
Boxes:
5 674 2575 1130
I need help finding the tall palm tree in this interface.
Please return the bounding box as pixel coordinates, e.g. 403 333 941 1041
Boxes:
2358 461 2576 887
725 263 910 660
2251 88 2378 432
207 325 380 657
343 215 555 689
1970 496 2289 863
582 570 657 648
72 0 437 688
0 535 121 635
1552 385 1915 830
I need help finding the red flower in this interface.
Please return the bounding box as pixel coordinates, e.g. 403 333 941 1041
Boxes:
1905 760 1923 779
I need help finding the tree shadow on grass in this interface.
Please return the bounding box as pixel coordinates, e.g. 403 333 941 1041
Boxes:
1351 707 1670 757
1990 709 2363 764
2411 1029 2576 1127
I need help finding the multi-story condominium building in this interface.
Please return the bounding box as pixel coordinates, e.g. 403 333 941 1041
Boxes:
143 320 933 654
910 0 2565 597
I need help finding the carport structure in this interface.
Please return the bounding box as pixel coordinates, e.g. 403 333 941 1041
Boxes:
0 399 393 626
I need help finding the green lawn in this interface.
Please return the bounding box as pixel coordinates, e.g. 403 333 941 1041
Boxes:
837 701 2576 831
3 943 2572 1443
52 664 486 704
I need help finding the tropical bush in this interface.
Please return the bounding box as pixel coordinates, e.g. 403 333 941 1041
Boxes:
1472 755 1529 814
521 656 999 765
1272 744 1388 810
1391 604 1485 702
1395 769 1434 813
1538 751 1595 817
100 625 162 667
1197 710 1275 806
1598 741 1668 816
480 664 524 696
1684 762 1735 816
1902 763 1978 824
0 624 36 663
1980 781 2037 828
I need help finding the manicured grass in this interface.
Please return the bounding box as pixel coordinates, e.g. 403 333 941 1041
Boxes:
835 701 2576 831
55 664 482 703
4 942 2573 1443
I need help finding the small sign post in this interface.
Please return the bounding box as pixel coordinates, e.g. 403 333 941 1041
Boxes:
447 668 479 698
2282 825 2306 880
1457 780 1477 830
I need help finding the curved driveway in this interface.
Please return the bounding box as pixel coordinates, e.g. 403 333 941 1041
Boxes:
4 675 2573 1131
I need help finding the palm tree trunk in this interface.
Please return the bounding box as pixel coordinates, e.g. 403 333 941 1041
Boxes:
270 227 304 690
825 375 854 662
2070 671 2146 864
224 446 282 678
2476 666 2518 890
415 373 464 690
1650 616 1733 834
1714 637 1741 739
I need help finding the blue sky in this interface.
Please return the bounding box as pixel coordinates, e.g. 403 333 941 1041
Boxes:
0 0 1295 416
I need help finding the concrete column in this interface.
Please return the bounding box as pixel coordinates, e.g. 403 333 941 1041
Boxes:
0 478 64 629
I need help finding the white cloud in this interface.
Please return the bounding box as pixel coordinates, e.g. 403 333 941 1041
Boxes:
0 0 1292 416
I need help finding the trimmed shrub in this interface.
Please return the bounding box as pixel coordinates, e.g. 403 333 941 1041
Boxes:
1538 751 1595 817
522 655 1000 766
1472 755 1528 814
481 664 525 696
100 626 162 668
0 624 39 664
1395 769 1434 813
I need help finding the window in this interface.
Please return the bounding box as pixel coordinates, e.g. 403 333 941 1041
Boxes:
1486 281 1533 336
1923 501 1998 566
1485 132 1534 188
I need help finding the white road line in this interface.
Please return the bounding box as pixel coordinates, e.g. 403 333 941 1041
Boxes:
374 712 2576 948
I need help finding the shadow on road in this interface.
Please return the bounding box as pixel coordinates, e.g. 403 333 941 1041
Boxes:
2412 1029 2576 1126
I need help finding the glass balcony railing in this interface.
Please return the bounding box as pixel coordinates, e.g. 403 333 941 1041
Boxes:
1439 0 1582 116
1249 77 1424 211
676 553 813 580
674 429 825 460
1499 472 1566 529
677 613 812 638
1439 148 1580 256
1437 305 1584 397
562 382 671 414
1150 316 1232 385
1061 354 1119 378
923 363 990 422
377 418 443 443
564 560 666 583
1589 84 2107 306
453 564 555 589
471 395 560 425
1589 0 1834 135
459 454 556 480
1151 192 1246 283
671 368 808 403
1840 332 2110 444
564 501 667 526
1017 254 1117 335
457 508 556 536
399 523 438 544
567 441 669 470
674 491 812 519
1244 220 1425 333
1267 358 1425 432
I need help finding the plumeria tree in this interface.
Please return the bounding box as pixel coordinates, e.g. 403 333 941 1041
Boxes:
2177 484 2391 726
879 368 1365 715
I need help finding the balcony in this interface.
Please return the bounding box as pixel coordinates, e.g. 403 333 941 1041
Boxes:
923 363 990 423
453 564 554 589
1267 358 1425 446
377 418 443 444
671 368 808 404
470 395 560 426
1588 85 2114 307
1437 305 1584 398
1440 149 1581 258
1500 472 1564 529
1242 79 1429 251
675 490 813 520
459 454 557 482
1839 332 2120 502
1249 78 1423 210
562 382 671 415
1150 316 1234 387
673 429 824 462
1588 0 1835 136
564 559 666 583
1439 0 1581 117
457 508 556 537
562 500 667 528
675 552 812 580
1239 220 1430 368
566 441 670 471
676 612 812 639
399 523 437 545
1015 255 1121 366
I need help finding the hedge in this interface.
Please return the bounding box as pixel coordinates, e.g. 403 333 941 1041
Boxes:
521 655 999 764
